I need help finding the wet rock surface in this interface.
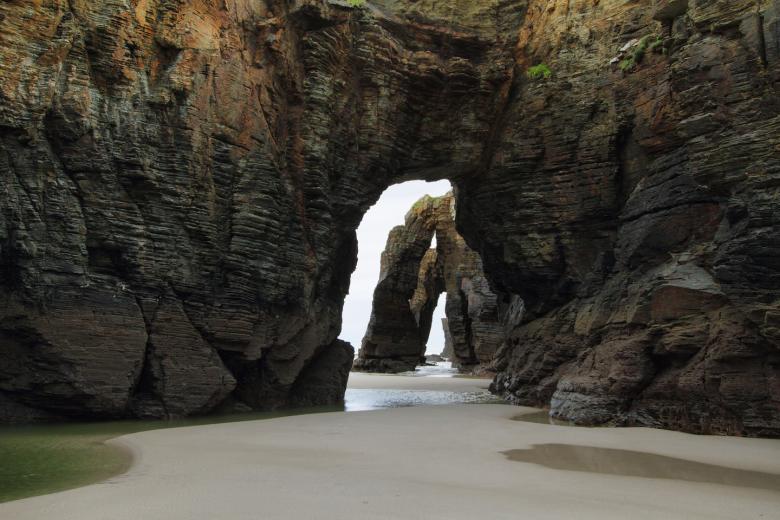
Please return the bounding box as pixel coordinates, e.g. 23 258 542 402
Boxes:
0 0 778 435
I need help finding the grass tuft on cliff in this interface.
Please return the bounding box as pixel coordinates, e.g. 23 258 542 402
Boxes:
347 0 366 7
620 35 664 72
526 63 552 80
411 195 439 212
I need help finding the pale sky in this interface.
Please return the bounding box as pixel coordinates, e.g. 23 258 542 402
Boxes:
340 180 452 355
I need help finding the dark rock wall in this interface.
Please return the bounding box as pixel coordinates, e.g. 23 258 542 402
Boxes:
0 0 522 420
471 0 780 436
1 0 778 435
1 0 364 419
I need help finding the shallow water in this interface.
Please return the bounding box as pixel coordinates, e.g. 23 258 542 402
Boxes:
344 388 499 411
512 410 588 427
0 407 337 503
0 366 490 503
399 361 458 377
503 444 780 493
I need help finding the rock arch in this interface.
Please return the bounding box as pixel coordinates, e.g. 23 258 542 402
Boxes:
0 0 778 435
354 193 504 374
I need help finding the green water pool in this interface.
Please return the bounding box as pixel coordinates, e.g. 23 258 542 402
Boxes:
0 386 498 503
0 407 339 503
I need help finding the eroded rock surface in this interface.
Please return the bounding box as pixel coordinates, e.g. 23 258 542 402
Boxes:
0 0 521 420
434 196 505 374
0 0 778 435
354 196 440 373
475 0 780 436
354 194 504 373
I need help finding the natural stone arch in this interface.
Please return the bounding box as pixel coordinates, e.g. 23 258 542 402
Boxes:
355 193 506 374
0 0 524 421
0 0 778 436
354 196 442 373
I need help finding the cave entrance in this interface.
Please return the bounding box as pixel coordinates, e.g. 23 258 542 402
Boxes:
339 180 452 374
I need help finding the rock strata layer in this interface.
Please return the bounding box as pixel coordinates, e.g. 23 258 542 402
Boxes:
0 0 778 435
478 0 780 436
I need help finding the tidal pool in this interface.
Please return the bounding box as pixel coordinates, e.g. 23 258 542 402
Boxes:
502 443 780 492
0 407 337 503
512 410 590 426
0 421 135 503
0 385 494 503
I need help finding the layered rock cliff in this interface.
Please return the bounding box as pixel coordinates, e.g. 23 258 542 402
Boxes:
0 0 522 421
1 0 778 435
354 194 504 373
478 0 780 436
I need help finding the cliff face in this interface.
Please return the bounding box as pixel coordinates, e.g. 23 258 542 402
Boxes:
354 194 504 373
0 0 522 420
475 0 780 436
0 0 778 434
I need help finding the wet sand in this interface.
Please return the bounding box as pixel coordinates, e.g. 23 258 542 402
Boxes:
0 370 490 503
2 375 779 519
503 444 780 493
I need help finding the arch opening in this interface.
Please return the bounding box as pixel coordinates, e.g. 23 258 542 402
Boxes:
339 180 451 368
341 181 506 376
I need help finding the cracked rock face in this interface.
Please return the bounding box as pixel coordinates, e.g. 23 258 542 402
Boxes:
1 0 779 435
354 194 505 374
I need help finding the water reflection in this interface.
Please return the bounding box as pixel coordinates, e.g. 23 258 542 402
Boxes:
1 378 497 501
344 388 499 411
399 361 459 378
512 411 588 427
503 444 780 492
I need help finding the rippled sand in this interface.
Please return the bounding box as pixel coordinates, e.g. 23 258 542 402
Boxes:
2 374 779 520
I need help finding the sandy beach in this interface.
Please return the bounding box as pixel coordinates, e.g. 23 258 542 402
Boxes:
2 373 779 520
